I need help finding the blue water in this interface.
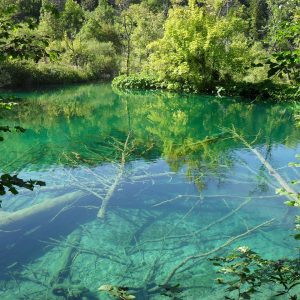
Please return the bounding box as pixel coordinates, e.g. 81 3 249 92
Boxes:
0 83 299 299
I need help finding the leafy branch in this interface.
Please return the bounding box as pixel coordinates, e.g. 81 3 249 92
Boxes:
211 247 300 300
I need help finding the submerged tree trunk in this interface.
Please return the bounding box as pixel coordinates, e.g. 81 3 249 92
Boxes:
230 127 298 201
0 190 85 228
50 228 82 286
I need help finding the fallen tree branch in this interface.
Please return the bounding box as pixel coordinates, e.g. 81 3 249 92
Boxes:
138 198 250 246
130 172 176 182
97 132 131 218
229 126 298 201
149 218 274 293
41 237 125 265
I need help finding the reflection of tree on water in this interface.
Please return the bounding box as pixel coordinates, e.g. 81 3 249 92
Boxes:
0 84 299 173
0 86 299 298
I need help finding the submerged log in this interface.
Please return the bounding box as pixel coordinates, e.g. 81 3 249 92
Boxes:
0 190 85 228
49 229 98 299
50 229 82 285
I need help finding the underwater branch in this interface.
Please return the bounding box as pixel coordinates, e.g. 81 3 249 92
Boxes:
229 126 298 202
97 132 131 218
149 218 274 293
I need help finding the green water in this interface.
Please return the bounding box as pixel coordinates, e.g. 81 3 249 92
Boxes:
0 83 299 299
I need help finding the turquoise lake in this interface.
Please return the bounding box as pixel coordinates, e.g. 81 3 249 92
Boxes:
0 83 299 299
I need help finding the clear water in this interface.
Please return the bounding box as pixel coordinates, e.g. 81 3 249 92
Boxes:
0 83 299 300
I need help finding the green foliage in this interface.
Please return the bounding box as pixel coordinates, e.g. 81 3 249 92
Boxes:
226 81 300 101
61 37 118 79
79 1 120 47
110 0 299 100
266 51 300 84
0 0 299 95
277 155 300 207
265 0 299 52
112 74 163 90
83 40 118 78
0 60 90 87
38 0 63 40
0 96 45 198
112 75 300 101
248 0 268 40
81 0 99 11
62 0 85 39
0 174 45 199
117 3 165 73
0 0 42 22
0 5 49 62
263 7 300 84
0 6 47 198
60 37 118 79
211 247 300 300
1 0 121 86
146 3 263 92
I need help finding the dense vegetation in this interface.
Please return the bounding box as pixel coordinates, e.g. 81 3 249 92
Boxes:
0 0 299 99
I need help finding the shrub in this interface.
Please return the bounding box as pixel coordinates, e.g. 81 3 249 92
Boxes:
84 41 118 80
0 61 90 88
112 74 300 102
112 75 164 90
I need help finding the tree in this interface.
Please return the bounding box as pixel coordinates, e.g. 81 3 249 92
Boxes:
62 0 85 39
264 4 300 84
78 0 120 48
0 6 49 61
0 0 42 22
119 13 135 76
119 3 164 73
249 0 268 40
81 0 99 10
146 0 262 91
38 0 63 40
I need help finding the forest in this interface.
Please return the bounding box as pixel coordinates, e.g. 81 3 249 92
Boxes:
0 0 299 99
